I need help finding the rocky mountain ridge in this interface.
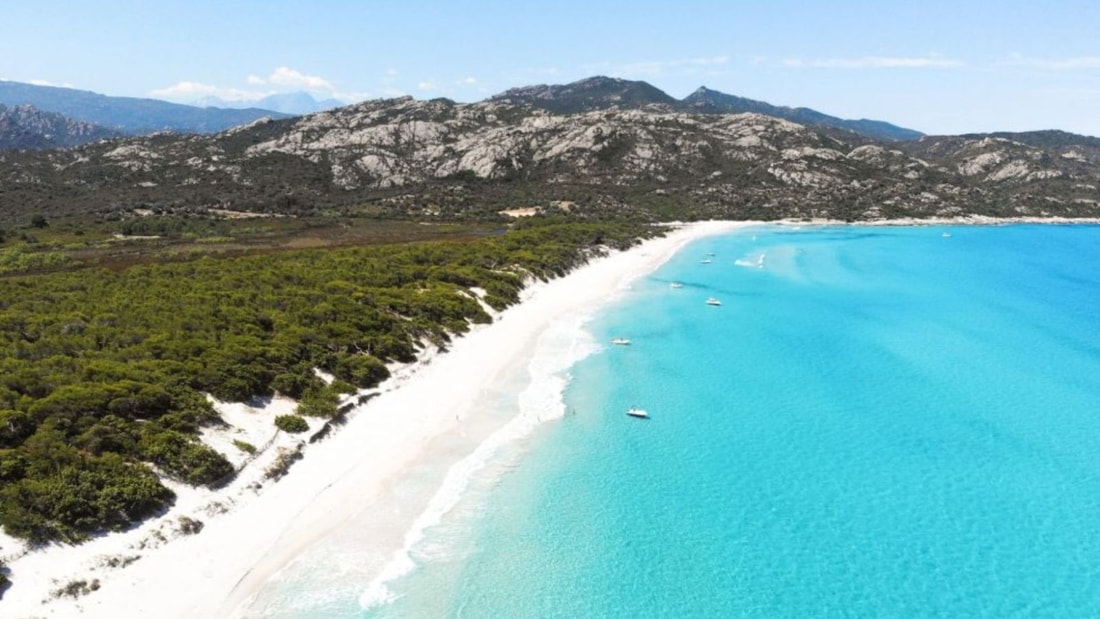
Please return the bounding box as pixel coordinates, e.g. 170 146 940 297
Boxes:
491 76 922 141
0 103 121 150
0 88 1098 226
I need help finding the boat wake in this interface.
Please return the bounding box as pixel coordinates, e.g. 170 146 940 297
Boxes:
734 252 767 269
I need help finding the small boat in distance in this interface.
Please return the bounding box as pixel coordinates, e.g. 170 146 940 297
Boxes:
610 337 632 346
706 297 722 306
670 282 684 289
700 258 713 264
626 407 649 419
942 232 952 238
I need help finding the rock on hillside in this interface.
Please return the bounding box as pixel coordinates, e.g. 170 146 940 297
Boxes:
1 96 1098 226
0 103 121 150
490 76 679 114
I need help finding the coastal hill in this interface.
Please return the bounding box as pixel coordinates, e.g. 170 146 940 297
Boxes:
679 85 922 142
0 103 121 150
492 76 922 142
1 77 1099 227
489 75 681 114
0 80 293 136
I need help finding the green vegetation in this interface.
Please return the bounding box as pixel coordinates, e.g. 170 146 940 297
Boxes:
265 446 303 481
52 578 100 599
232 439 257 454
0 220 651 544
274 415 309 434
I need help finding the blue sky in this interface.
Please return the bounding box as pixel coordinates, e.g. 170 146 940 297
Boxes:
3 0 1099 136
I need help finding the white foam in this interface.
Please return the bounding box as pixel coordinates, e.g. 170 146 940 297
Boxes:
359 314 599 611
735 251 767 269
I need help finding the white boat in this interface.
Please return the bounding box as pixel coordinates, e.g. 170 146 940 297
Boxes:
626 407 649 419
942 232 952 238
669 282 684 289
706 297 722 306
610 337 632 345
700 258 713 264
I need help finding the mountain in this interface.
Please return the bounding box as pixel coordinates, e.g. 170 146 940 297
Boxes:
680 86 923 142
491 76 922 142
0 80 293 135
194 91 345 115
0 103 121 150
2 93 1097 228
490 76 678 114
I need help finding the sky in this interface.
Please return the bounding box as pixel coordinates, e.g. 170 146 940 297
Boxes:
3 0 1099 136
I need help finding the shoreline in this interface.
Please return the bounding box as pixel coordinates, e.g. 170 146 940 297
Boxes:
1 215 1095 617
0 220 751 618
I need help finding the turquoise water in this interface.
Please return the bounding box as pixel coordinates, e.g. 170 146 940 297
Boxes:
367 225 1100 617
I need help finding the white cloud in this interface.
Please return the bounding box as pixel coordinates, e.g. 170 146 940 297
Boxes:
999 54 1100 70
242 67 336 92
417 81 437 91
149 80 272 102
150 81 223 98
265 66 334 90
456 76 477 86
29 78 75 88
782 55 963 69
386 68 399 77
151 66 351 104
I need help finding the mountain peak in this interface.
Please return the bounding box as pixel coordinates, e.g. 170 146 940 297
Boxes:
485 76 921 141
490 75 677 114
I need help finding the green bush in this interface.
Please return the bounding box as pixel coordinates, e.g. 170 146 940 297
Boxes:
274 414 309 433
139 430 234 487
232 439 257 454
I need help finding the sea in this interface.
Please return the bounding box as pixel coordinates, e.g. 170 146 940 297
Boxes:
252 224 1100 618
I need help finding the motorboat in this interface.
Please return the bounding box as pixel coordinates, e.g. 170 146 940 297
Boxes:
706 297 722 306
626 407 649 419
669 282 684 289
610 337 632 345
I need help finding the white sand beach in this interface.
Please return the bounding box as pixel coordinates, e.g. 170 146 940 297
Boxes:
0 220 751 619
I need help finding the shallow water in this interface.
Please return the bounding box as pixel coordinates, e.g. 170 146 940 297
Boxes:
288 225 1100 617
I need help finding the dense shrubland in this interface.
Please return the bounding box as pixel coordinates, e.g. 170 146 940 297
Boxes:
0 220 652 544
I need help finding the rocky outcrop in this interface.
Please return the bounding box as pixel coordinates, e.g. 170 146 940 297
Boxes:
1 95 1098 225
0 104 120 150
